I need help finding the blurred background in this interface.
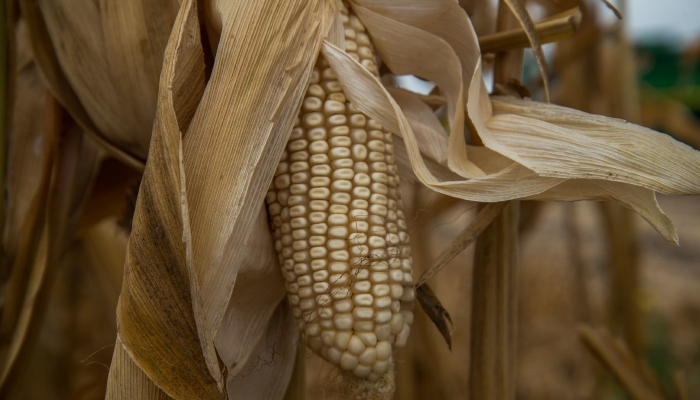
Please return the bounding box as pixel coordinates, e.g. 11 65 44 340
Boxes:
9 0 700 399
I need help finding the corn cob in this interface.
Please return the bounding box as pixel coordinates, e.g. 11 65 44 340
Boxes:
265 3 414 382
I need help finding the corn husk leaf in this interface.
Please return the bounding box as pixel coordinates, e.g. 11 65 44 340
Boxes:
182 0 335 361
226 301 298 400
106 336 171 400
26 0 179 163
213 207 286 376
109 0 221 398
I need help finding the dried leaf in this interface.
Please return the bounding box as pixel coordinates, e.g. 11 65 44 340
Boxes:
488 97 700 196
416 202 507 286
416 284 453 350
33 0 180 161
111 0 221 398
214 207 286 376
226 301 298 400
181 0 335 353
106 336 172 400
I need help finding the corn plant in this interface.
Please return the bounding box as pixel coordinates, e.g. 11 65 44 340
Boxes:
1 0 699 399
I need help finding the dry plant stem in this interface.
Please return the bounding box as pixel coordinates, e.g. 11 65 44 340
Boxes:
600 203 643 356
479 7 581 54
578 326 664 400
416 202 507 287
470 2 522 399
0 2 8 226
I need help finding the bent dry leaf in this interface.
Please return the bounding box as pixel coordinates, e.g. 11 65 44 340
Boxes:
110 0 221 398
416 284 453 350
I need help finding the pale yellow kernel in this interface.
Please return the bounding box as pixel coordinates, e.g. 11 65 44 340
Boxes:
327 239 346 250
328 226 349 238
344 38 357 51
309 200 328 211
330 250 350 262
290 217 309 229
329 92 346 103
288 195 306 206
288 294 300 306
310 223 328 235
331 192 352 204
299 298 315 311
306 323 321 336
275 162 289 176
289 205 306 218
310 176 330 187
329 147 351 160
331 287 352 302
356 32 371 47
328 214 349 226
353 364 372 378
290 184 308 195
375 296 392 309
349 53 360 62
354 320 374 332
362 59 378 74
350 245 369 257
311 259 327 270
348 335 366 356
368 151 384 162
309 246 327 259
334 314 354 331
324 99 345 115
375 310 393 324
350 221 369 233
386 233 399 245
340 352 359 371
292 241 307 251
307 84 325 99
311 165 331 176
327 114 347 127
331 158 354 169
303 112 324 128
329 125 350 137
348 232 367 245
401 286 415 301
329 203 349 214
351 144 368 161
353 187 371 200
353 307 375 320
310 69 320 84
390 300 401 313
332 168 354 181
368 236 386 248
335 331 351 350
371 271 389 284
367 182 389 198
334 299 353 314
274 174 290 189
327 347 342 364
268 202 282 216
352 281 371 293
330 179 352 192
309 187 330 200
307 127 327 141
322 80 343 93
371 172 388 184
355 268 371 280
308 212 327 224
321 67 338 80
309 140 329 154
389 270 404 283
277 191 289 206
390 314 404 334
313 282 329 294
313 270 329 282
330 138 352 150
329 261 348 273
309 154 329 165
354 293 374 306
302 97 322 112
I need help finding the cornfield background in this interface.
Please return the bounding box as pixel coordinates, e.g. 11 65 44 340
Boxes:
1 0 699 399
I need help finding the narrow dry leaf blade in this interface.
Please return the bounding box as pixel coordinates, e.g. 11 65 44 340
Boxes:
112 0 221 398
417 202 507 286
416 284 453 350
